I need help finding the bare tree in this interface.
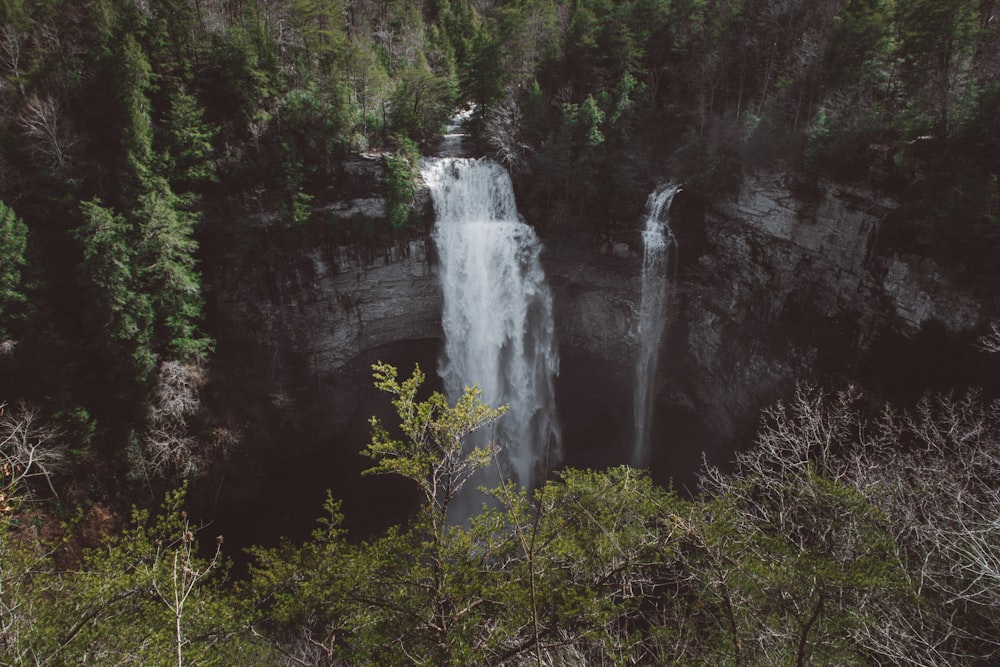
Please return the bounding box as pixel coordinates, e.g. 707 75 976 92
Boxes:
135 361 213 483
484 93 530 175
977 322 1000 353
0 25 26 96
0 402 66 664
0 402 67 503
692 369 1000 666
17 94 78 172
147 513 222 667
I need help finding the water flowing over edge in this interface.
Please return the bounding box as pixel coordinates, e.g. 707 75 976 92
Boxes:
435 106 474 157
424 157 561 500
632 183 681 467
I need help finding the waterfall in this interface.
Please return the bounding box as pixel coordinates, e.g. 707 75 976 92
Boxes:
632 183 681 467
436 107 473 157
423 157 560 493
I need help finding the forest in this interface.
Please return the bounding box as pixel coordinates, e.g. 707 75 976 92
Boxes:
1 0 1000 664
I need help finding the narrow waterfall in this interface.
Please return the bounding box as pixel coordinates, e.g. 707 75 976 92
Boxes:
632 184 681 467
436 107 473 157
423 157 560 493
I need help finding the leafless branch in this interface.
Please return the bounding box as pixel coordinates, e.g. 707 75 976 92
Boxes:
976 322 1000 353
484 94 530 175
17 94 78 171
0 402 67 504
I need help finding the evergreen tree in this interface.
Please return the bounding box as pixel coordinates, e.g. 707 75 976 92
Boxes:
77 198 156 386
387 56 457 144
115 32 155 198
0 200 28 338
134 179 211 363
158 89 219 194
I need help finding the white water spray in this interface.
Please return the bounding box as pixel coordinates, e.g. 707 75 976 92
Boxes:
632 183 681 467
423 157 560 492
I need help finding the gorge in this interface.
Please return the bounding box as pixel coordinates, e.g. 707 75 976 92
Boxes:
4 1 1000 659
205 158 997 546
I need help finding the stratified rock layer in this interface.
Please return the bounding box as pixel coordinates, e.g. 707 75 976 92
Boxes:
211 168 993 486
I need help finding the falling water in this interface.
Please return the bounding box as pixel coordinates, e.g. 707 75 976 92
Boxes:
423 157 560 494
436 107 473 157
632 183 681 467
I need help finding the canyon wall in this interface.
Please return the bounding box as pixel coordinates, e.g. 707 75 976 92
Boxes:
541 171 990 475
207 167 995 516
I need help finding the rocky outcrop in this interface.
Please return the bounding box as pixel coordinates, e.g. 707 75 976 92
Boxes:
706 173 979 333
217 237 439 380
882 255 980 332
676 172 983 440
546 252 640 363
208 165 994 507
542 170 990 450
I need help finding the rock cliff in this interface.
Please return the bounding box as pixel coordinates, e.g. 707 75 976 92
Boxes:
678 172 983 440
539 170 991 470
214 235 439 422
206 167 995 521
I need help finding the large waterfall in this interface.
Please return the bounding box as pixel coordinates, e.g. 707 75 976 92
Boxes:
423 157 560 493
632 184 680 467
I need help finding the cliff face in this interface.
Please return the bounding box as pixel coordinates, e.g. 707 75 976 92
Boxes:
204 231 440 543
214 236 439 422
541 171 989 456
208 169 993 502
680 172 982 438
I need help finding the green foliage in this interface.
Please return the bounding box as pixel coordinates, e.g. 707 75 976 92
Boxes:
532 96 606 212
529 466 681 657
74 173 210 408
115 32 155 194
133 180 212 363
278 86 348 179
384 137 422 229
690 469 902 664
287 0 349 76
893 0 980 130
77 198 156 385
387 60 457 144
364 361 505 515
4 8 1000 650
4 371 993 665
880 81 1000 292
462 30 507 127
343 41 390 146
0 200 28 337
826 0 893 85
246 372 1000 665
157 89 219 192
0 482 271 664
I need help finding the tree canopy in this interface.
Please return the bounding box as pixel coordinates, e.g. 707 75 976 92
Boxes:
4 368 1000 664
1 2 999 661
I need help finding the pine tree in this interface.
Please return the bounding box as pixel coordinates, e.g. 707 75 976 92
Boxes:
0 200 28 338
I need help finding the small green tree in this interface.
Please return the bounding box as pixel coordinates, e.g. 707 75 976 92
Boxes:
114 32 155 197
387 59 457 144
361 362 506 664
133 180 212 364
248 493 357 664
384 136 420 229
0 200 28 338
524 466 682 664
364 361 505 536
158 89 219 193
0 482 269 665
77 198 156 385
